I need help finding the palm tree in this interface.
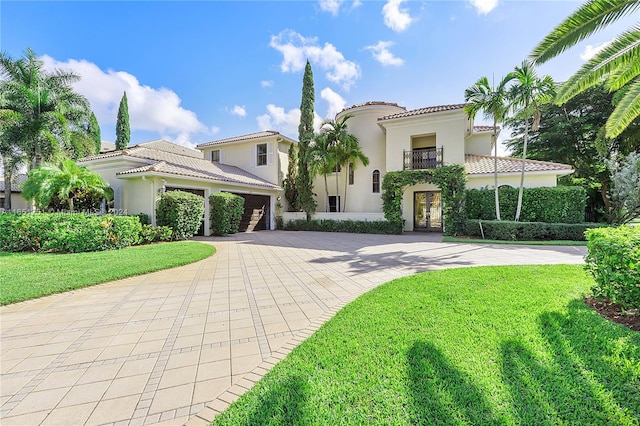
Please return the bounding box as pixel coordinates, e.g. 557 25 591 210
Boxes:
464 75 513 221
508 61 556 222
0 48 93 170
531 0 640 138
22 158 111 212
340 135 369 212
309 130 337 211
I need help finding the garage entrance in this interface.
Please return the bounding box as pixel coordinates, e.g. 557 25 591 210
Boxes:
165 187 205 236
234 194 270 232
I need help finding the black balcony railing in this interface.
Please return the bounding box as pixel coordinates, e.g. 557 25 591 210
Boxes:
403 147 443 170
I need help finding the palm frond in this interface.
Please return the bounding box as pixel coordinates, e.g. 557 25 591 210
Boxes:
606 77 640 137
531 0 640 64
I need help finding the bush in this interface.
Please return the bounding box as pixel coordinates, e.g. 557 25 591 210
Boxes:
209 192 244 236
463 220 604 241
0 212 141 253
283 219 398 234
138 224 173 244
585 226 640 309
133 213 150 225
466 186 587 223
156 191 205 240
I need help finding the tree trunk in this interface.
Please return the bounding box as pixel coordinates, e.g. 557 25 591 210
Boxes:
3 157 12 211
323 172 329 212
515 117 530 222
335 166 340 212
492 121 501 221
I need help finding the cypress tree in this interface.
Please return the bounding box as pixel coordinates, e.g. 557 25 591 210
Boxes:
88 112 101 154
295 60 317 218
115 92 130 150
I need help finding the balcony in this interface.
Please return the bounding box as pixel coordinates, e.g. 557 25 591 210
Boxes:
403 147 443 170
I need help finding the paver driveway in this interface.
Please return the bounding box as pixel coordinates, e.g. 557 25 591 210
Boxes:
0 231 587 425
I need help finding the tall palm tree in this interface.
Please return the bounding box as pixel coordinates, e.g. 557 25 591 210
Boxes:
340 134 369 212
0 48 93 170
531 0 640 138
464 75 513 221
22 158 110 212
508 61 556 222
309 130 337 211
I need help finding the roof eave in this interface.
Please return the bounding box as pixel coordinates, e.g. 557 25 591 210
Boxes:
116 170 281 191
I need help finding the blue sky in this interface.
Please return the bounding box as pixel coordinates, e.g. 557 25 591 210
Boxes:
1 1 635 152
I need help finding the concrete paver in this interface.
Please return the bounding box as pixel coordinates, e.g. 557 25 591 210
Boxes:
0 231 586 425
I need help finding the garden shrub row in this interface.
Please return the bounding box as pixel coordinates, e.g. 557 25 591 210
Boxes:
585 226 640 309
466 186 587 223
464 219 604 241
0 213 142 253
156 191 205 240
283 219 398 234
209 192 244 236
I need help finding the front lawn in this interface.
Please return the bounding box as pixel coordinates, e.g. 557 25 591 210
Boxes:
213 265 639 425
0 241 215 305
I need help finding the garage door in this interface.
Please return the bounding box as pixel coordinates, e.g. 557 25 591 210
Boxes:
234 194 270 232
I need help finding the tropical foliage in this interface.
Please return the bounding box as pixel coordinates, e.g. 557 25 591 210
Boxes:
531 0 640 138
21 158 111 212
464 75 513 221
283 143 298 212
605 151 640 224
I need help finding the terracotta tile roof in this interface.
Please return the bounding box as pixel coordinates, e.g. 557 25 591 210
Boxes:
0 174 27 192
79 144 279 189
379 103 466 121
197 131 292 148
473 125 499 133
339 101 406 115
465 154 573 175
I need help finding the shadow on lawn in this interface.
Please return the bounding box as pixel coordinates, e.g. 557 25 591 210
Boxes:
213 374 307 425
407 341 503 425
501 300 640 425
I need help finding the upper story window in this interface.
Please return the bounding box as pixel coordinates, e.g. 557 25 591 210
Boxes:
348 163 354 185
256 143 268 166
332 163 342 173
372 170 380 193
211 150 220 163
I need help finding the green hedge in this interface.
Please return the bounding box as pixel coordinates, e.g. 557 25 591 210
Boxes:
0 213 142 253
156 191 205 240
464 219 604 241
466 186 587 223
138 224 173 244
209 192 244 236
585 226 640 309
283 219 398 234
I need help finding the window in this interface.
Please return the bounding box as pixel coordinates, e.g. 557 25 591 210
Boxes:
328 195 340 212
332 163 342 173
348 163 354 185
372 170 380 193
256 143 267 166
211 150 220 163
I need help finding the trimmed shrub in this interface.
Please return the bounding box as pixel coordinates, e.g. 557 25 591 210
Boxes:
283 219 398 234
133 213 150 225
0 212 141 253
466 186 587 223
209 192 244 236
138 224 173 244
464 220 604 241
585 226 640 309
156 191 205 240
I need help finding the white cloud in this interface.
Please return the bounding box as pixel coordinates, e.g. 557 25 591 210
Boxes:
382 0 414 32
231 105 247 117
270 30 361 89
469 0 498 15
320 87 346 119
257 104 301 135
318 0 361 16
580 40 612 61
40 55 209 146
365 41 404 67
261 80 274 87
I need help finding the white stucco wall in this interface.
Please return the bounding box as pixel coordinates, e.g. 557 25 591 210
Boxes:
465 133 494 156
200 139 280 186
467 173 560 189
0 193 29 211
401 182 440 232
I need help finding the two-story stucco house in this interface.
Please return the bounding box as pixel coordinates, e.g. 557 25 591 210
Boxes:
79 132 295 235
309 101 573 232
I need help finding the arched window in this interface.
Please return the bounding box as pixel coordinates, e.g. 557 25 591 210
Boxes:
372 170 380 193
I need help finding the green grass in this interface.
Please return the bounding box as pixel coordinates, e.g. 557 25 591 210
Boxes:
0 242 215 305
212 265 640 425
442 236 587 246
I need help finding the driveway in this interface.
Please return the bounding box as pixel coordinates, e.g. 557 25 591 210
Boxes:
0 232 587 425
